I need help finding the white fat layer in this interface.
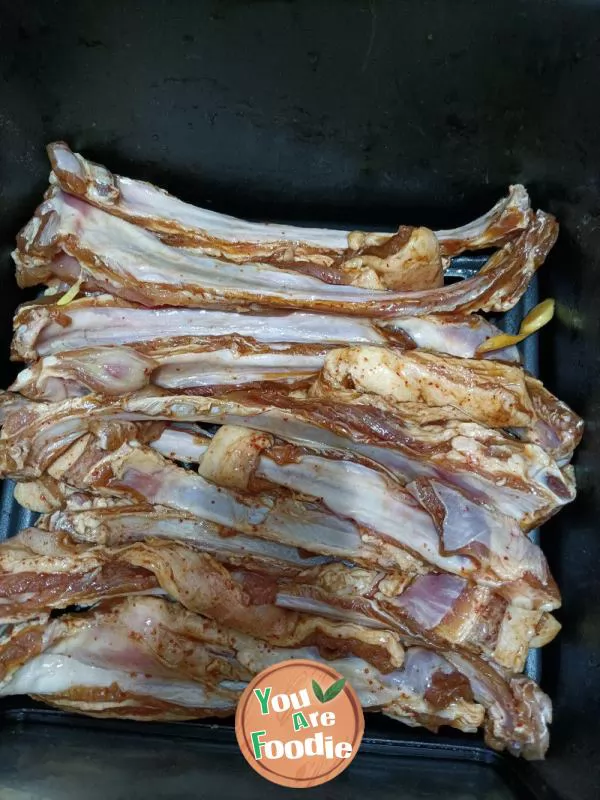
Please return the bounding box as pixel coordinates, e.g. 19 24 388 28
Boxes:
274 593 387 629
153 349 324 388
430 481 546 586
389 573 467 630
69 508 329 568
151 428 209 462
256 455 471 573
0 654 235 708
381 315 520 361
119 450 369 563
118 177 354 249
30 304 384 356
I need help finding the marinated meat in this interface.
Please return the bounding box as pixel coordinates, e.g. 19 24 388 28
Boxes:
47 142 531 273
0 391 574 529
0 147 578 760
14 189 556 316
0 594 551 757
11 295 519 363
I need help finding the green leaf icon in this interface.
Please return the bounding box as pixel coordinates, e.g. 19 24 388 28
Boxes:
312 679 325 703
312 677 346 703
323 677 346 702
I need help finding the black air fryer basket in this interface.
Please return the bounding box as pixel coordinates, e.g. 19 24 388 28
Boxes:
0 2 598 798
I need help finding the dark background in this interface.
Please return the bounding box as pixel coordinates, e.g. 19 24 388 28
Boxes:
1 1 600 798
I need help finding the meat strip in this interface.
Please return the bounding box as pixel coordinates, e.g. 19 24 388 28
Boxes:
47 142 530 264
0 391 574 529
14 189 557 316
27 428 559 611
309 346 583 461
0 595 551 758
11 295 519 363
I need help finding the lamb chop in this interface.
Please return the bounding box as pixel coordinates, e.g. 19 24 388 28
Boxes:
0 598 245 721
0 528 409 671
47 142 531 285
9 330 524 403
1 524 558 671
14 188 556 316
6 421 559 612
308 346 582 462
10 339 328 400
0 594 551 759
0 389 574 529
11 295 520 363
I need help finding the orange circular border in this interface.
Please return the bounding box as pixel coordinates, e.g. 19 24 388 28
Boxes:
235 659 364 788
